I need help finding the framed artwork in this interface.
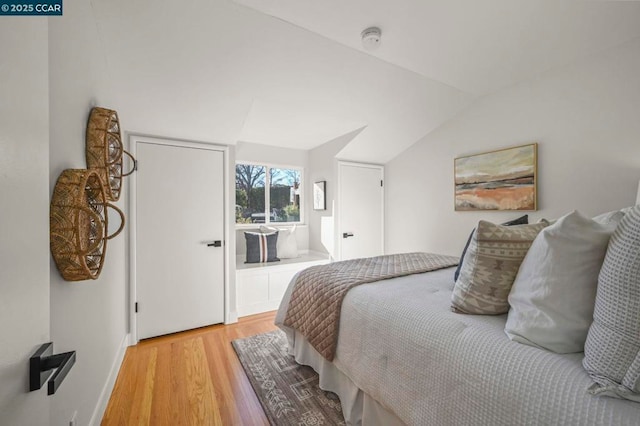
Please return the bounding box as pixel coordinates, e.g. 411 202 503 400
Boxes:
313 181 326 210
454 143 537 211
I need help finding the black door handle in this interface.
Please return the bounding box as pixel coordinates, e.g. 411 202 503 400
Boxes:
30 342 76 395
342 233 354 239
207 240 222 247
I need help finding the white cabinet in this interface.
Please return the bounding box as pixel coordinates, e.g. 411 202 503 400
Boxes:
236 252 330 317
237 272 269 310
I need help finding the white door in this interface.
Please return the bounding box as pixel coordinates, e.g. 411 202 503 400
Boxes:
1 19 50 424
338 162 384 260
135 140 225 340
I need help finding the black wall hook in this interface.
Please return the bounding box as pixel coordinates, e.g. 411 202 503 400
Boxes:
29 342 76 395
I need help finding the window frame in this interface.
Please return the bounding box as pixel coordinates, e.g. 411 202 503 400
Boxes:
235 160 304 228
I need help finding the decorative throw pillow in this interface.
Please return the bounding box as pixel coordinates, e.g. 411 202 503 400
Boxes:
453 215 529 282
592 210 625 226
583 205 640 402
505 211 617 353
244 231 279 263
260 225 299 259
451 220 548 315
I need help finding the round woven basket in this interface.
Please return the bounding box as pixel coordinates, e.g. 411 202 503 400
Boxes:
86 107 135 202
50 169 125 281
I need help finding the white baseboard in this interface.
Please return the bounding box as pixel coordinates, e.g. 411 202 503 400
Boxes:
226 310 239 324
238 300 280 318
88 333 130 426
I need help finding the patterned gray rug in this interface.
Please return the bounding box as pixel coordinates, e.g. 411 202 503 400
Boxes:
232 329 346 426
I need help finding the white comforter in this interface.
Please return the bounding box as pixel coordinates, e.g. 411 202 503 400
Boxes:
276 267 640 425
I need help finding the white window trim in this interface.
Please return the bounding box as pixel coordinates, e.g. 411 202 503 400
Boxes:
235 160 305 228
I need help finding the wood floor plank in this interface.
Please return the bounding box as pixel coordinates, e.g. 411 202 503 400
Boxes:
170 339 190 426
205 331 269 426
102 311 277 426
127 347 157 425
150 343 172 426
203 333 241 425
184 337 222 426
102 348 136 424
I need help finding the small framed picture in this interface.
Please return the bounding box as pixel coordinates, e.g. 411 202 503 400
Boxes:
313 181 326 210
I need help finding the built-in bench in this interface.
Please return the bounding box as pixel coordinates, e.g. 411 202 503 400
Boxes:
236 251 330 317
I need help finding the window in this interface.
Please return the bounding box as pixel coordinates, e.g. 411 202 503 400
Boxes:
235 163 303 225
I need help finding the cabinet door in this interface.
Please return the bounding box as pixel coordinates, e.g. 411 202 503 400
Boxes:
237 273 269 309
269 270 298 303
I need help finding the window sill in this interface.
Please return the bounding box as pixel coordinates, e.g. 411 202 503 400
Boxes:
235 223 307 230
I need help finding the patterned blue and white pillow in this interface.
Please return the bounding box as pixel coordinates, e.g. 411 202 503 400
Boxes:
245 231 280 263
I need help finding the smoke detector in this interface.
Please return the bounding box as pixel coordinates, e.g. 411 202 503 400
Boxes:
361 27 382 50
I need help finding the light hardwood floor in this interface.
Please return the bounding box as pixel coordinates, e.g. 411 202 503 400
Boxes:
102 311 278 425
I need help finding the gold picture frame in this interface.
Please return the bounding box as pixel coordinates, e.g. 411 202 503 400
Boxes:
454 143 537 211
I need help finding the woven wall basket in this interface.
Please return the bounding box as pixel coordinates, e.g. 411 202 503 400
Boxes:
86 107 135 202
50 169 125 281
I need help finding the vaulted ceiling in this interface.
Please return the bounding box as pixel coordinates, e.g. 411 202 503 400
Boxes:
91 0 640 163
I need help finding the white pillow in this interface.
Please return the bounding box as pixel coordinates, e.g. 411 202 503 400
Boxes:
259 225 299 259
592 209 626 226
505 210 617 353
583 205 640 401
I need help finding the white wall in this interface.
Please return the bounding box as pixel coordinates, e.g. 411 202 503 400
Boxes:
0 19 51 426
308 129 363 256
386 39 640 257
236 141 309 168
48 3 128 425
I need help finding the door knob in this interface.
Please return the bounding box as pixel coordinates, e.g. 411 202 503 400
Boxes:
207 240 222 247
342 232 354 238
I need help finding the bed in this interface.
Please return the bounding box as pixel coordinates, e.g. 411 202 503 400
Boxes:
275 260 640 425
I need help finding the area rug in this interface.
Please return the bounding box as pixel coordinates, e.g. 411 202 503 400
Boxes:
232 329 346 426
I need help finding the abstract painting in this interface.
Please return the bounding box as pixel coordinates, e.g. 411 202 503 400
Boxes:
454 143 537 211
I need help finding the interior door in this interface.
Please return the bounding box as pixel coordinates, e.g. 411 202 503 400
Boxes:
338 162 384 260
135 141 225 340
1 18 50 424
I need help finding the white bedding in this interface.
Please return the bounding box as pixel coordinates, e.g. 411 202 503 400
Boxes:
276 267 640 425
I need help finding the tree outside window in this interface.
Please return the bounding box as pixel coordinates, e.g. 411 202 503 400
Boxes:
236 163 302 224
